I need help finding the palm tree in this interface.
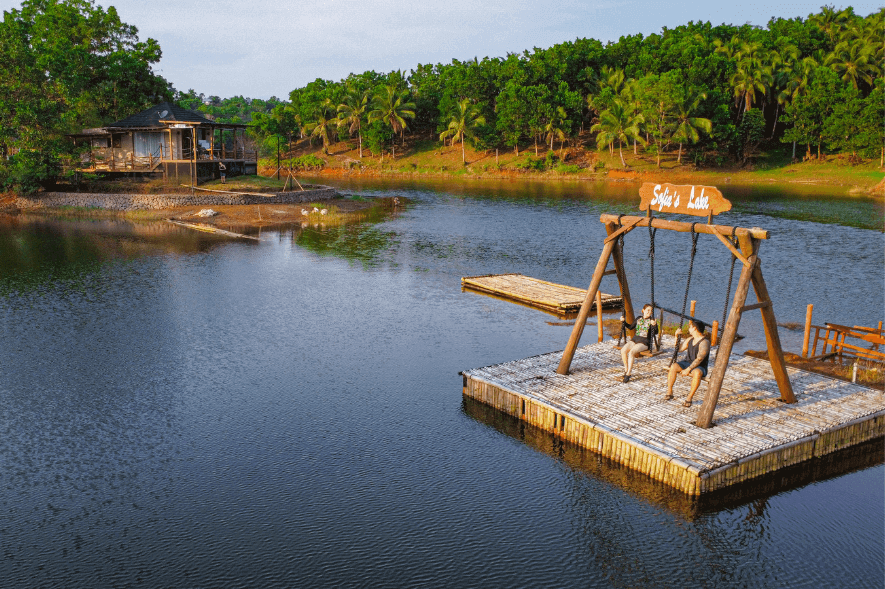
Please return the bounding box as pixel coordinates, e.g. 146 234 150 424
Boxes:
337 86 370 158
368 84 416 148
305 99 336 155
825 41 879 89
671 91 712 163
439 99 486 164
810 5 852 46
544 106 568 157
730 54 773 113
590 99 645 168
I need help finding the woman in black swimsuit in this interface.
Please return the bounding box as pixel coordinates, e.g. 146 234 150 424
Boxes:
664 319 710 406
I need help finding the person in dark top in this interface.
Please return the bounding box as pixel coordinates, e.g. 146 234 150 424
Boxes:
665 319 711 406
619 303 658 383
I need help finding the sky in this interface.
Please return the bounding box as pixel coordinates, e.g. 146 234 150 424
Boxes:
2 0 882 99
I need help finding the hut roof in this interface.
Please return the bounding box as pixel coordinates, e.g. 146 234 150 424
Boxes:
106 102 213 128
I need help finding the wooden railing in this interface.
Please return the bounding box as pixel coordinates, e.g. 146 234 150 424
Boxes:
808 323 885 362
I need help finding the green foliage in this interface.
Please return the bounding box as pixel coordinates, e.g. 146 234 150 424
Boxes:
514 157 546 172
363 119 393 156
0 149 60 194
283 154 325 171
555 163 582 174
0 0 172 190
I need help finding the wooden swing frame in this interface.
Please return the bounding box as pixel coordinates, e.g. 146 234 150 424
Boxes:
556 212 796 429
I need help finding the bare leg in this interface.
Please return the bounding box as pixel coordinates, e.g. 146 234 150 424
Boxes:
626 343 647 375
684 369 703 406
665 363 679 399
620 342 633 373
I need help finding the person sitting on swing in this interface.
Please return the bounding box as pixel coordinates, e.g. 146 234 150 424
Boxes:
665 319 710 406
619 303 658 383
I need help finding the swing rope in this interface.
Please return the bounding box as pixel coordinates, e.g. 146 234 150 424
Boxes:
615 215 629 347
647 219 659 352
669 223 701 366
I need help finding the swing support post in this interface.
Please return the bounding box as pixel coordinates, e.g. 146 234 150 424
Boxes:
557 225 620 375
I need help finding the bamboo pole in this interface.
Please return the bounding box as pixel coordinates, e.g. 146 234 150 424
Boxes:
557 229 617 375
803 304 814 358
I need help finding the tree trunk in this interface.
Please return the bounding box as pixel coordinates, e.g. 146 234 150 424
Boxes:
657 149 661 168
791 140 796 161
534 137 538 156
619 141 626 168
769 103 779 139
678 142 683 163
633 138 637 155
462 139 465 164
358 132 363 159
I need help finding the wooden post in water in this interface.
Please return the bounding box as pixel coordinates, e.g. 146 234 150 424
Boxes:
557 228 617 375
803 304 814 358
596 290 604 343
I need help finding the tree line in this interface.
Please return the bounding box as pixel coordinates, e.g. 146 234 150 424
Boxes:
246 5 882 168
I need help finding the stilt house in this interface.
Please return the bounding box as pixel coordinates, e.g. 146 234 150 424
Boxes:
69 102 257 182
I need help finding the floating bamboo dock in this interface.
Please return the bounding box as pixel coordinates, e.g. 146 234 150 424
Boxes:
462 338 884 495
461 273 621 316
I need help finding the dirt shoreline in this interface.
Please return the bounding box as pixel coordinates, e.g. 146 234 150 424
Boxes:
0 193 399 231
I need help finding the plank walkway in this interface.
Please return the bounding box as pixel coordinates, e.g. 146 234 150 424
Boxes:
462 337 884 495
461 273 621 316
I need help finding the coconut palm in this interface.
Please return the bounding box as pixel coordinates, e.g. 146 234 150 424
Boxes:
543 106 568 157
671 91 712 163
590 99 645 168
305 99 336 155
439 98 486 164
337 86 370 158
825 41 880 89
730 54 773 113
368 84 416 147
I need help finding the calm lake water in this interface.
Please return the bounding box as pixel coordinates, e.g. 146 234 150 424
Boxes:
0 179 882 587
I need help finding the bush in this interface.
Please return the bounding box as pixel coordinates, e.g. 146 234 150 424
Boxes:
555 163 581 174
514 156 546 172
593 160 607 171
283 154 325 170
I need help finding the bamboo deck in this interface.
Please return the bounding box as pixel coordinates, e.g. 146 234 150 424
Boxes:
461 273 622 315
462 338 884 495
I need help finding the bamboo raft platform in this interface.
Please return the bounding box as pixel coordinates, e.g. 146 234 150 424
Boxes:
461 273 622 315
462 338 884 495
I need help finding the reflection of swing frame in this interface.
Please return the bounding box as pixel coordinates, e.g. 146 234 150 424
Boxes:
558 183 796 429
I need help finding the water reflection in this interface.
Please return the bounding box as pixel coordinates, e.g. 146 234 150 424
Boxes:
463 396 884 520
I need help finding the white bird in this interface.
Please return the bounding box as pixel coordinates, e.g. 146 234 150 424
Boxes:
313 207 319 213
320 209 328 215
393 197 400 207
301 209 309 216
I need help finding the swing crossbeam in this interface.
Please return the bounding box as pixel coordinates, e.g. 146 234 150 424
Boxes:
598 214 769 241
557 214 795 430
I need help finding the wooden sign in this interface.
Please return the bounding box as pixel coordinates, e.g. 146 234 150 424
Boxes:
639 183 731 217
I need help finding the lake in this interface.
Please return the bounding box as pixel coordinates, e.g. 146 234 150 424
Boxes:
0 178 882 587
